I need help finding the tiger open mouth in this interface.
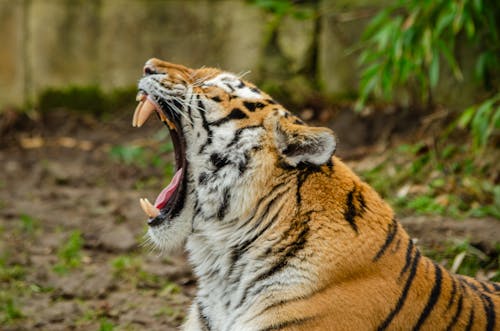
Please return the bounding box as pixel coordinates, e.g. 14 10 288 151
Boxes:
132 90 187 227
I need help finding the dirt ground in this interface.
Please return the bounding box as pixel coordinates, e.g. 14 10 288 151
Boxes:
0 109 499 330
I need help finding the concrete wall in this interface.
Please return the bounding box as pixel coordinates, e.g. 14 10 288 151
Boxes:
0 0 483 111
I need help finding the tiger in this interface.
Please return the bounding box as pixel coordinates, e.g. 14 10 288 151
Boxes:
131 58 499 331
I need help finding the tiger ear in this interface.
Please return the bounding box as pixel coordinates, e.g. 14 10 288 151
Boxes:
274 117 336 167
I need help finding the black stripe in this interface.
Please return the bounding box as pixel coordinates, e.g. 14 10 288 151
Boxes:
238 152 250 175
237 220 310 308
446 290 464 331
224 82 235 92
258 316 317 331
480 281 493 293
481 292 496 331
198 172 209 185
399 239 414 279
197 97 213 153
460 277 496 331
227 185 290 278
211 108 248 126
210 95 222 102
259 283 331 316
357 191 367 212
296 165 321 205
256 222 310 280
250 87 261 94
228 204 285 278
243 101 266 112
186 95 194 126
210 153 230 171
447 277 458 311
462 278 479 291
465 305 474 331
492 282 500 292
226 125 263 148
412 262 443 330
198 301 212 331
373 218 399 261
236 80 246 88
217 187 231 220
377 250 421 331
343 189 359 233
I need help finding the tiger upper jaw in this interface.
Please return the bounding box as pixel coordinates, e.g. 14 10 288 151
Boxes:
133 79 189 227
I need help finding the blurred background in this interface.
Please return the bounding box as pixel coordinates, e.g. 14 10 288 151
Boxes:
0 0 498 330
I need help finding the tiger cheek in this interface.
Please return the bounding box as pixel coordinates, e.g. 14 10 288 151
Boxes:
274 118 336 167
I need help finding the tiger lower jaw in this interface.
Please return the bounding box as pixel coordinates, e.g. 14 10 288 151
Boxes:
132 89 189 233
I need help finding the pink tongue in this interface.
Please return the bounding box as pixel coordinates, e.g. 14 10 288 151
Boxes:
154 169 183 209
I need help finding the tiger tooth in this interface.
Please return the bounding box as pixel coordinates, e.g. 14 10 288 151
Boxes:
136 92 146 102
132 101 144 127
139 198 152 217
136 99 156 127
144 198 160 217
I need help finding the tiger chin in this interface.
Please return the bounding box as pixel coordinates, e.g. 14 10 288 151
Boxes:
132 58 499 331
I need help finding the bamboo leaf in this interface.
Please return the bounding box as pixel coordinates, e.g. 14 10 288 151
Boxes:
429 54 440 88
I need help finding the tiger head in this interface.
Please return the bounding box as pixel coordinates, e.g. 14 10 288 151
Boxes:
134 58 336 252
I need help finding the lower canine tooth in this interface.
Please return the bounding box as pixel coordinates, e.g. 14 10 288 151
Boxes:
165 118 176 131
132 101 144 127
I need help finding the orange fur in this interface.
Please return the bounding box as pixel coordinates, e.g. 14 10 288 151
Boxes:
139 59 499 331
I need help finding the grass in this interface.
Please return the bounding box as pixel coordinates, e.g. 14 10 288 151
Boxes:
99 318 116 331
358 142 500 219
53 230 84 274
424 240 500 282
19 214 40 234
0 297 24 324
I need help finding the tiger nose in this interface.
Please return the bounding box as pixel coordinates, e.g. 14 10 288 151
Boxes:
144 58 163 75
143 62 157 75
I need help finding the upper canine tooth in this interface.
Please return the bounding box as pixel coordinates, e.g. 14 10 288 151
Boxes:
139 198 160 218
137 99 156 127
132 101 144 127
140 198 151 217
144 198 160 217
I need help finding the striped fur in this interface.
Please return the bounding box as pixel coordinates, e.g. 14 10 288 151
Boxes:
138 59 499 331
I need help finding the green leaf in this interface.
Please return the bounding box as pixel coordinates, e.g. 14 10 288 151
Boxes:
457 106 476 129
439 41 463 80
362 10 390 39
429 54 440 88
435 11 455 35
471 98 495 148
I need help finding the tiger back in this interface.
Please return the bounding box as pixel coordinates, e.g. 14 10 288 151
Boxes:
132 58 500 331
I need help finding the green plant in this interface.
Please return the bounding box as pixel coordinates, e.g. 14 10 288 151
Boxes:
53 231 84 274
109 145 147 166
111 255 136 276
1 297 24 323
358 0 499 107
457 93 500 151
19 214 39 234
99 318 115 331
424 239 499 280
